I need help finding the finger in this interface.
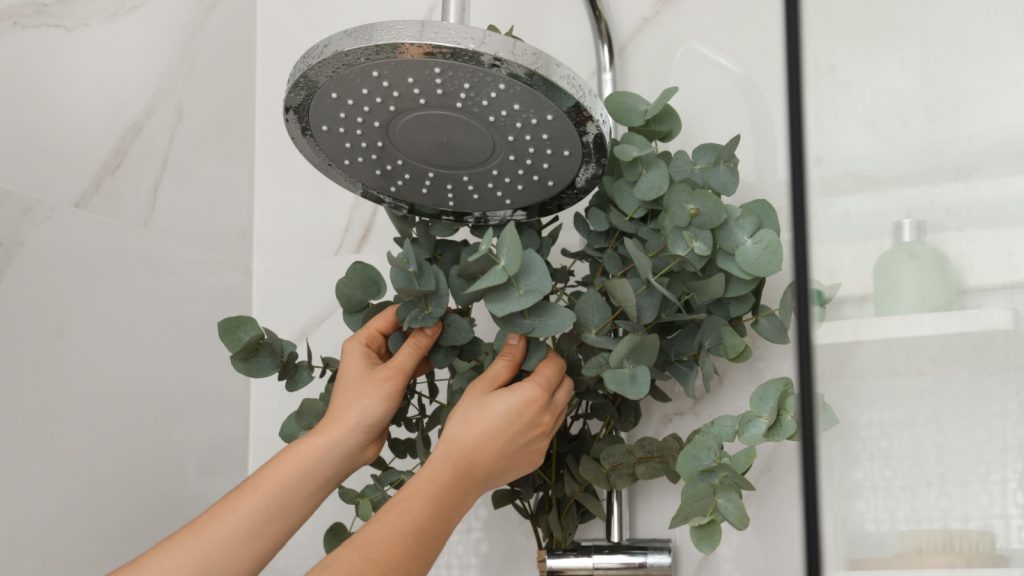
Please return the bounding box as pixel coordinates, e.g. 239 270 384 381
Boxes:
471 333 527 393
522 350 567 395
351 305 403 355
385 321 442 379
552 405 568 433
551 375 574 409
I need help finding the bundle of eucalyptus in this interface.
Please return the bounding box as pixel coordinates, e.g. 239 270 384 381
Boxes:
217 86 837 556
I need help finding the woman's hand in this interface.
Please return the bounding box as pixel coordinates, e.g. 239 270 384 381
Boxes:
320 305 442 467
431 333 573 495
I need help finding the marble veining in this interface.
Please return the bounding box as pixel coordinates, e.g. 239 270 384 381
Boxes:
0 187 56 286
0 0 149 31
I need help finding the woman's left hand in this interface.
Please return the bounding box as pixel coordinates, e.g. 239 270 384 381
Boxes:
320 304 441 466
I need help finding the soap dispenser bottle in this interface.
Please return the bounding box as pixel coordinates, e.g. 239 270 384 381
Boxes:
873 219 957 316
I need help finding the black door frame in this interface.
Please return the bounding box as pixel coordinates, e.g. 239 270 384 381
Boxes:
784 1 823 575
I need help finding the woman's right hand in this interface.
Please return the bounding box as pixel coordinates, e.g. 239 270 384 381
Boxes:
432 333 573 495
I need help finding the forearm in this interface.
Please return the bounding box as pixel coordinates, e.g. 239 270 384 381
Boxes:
114 425 363 576
308 452 481 576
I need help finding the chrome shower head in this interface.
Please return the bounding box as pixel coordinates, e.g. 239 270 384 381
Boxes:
284 18 611 223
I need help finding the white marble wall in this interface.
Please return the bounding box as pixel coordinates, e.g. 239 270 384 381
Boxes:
0 0 255 573
252 1 803 575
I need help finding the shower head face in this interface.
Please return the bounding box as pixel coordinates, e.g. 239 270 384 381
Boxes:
285 21 611 223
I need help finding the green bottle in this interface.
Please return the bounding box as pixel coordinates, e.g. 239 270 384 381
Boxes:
873 219 957 316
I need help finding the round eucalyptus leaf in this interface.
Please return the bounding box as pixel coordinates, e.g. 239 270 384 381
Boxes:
465 263 510 294
323 523 351 554
218 316 264 354
605 91 651 127
749 377 793 419
493 300 576 339
633 103 682 143
336 261 387 312
737 411 770 446
634 156 670 201
680 188 727 229
751 305 790 345
675 433 722 481
574 290 613 334
285 361 315 392
602 365 651 401
646 86 679 119
604 278 638 323
484 250 553 318
439 313 474 347
497 223 524 276
716 486 750 530
714 205 760 253
735 229 783 277
279 411 306 444
690 522 723 554
741 199 780 235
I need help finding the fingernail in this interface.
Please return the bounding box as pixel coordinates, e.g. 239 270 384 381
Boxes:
506 333 522 345
426 322 442 336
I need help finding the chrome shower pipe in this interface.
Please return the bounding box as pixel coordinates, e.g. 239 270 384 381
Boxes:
585 0 626 544
442 0 469 24
586 0 617 110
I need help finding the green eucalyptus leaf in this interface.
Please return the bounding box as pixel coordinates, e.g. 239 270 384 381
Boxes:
634 155 670 201
645 86 679 119
493 300 576 339
336 261 387 312
465 264 510 294
469 227 495 261
323 522 351 553
230 338 285 378
604 278 638 323
609 333 660 368
690 521 723 554
295 398 327 430
587 207 610 232
735 229 783 277
279 411 306 443
623 237 653 279
575 491 606 521
605 91 651 127
218 316 264 354
356 498 373 522
574 290 613 334
716 486 750 530
491 488 518 510
741 199 780 235
285 361 315 392
705 415 739 443
579 455 611 490
714 205 760 253
737 411 770 446
602 365 651 400
730 446 757 475
751 305 790 344
634 103 682 143
497 223 524 276
663 184 693 228
672 481 716 528
750 377 793 419
675 434 722 481
689 273 726 304
439 313 475 347
485 250 553 317
681 188 727 229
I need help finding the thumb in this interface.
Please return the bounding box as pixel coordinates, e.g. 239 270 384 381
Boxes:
470 333 527 393
385 322 442 379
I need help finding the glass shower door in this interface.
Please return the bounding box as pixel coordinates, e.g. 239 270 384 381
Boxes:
796 1 1024 574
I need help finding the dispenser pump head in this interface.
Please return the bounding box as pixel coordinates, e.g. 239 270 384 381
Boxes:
895 218 927 243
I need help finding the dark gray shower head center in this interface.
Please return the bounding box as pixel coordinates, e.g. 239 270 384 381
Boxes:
284 16 611 223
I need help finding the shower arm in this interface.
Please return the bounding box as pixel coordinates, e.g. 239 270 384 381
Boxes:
440 0 625 547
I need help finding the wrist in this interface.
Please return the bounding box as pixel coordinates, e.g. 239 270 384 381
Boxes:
304 422 370 474
428 442 489 500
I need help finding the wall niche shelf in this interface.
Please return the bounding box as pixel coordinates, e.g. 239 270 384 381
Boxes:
812 308 1023 378
816 308 1020 346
